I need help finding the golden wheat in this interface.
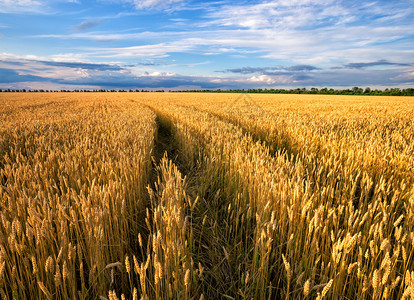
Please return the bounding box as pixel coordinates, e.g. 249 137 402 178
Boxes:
138 92 413 299
1 92 413 299
0 93 156 298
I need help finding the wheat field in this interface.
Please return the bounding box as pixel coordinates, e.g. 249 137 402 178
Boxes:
0 92 413 299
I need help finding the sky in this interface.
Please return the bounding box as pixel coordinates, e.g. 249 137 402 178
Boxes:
0 0 413 90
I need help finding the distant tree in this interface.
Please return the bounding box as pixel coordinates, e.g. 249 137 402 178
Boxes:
351 87 363 94
390 88 402 96
404 88 414 96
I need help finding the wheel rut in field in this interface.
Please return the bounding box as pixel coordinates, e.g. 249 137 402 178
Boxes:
148 110 243 299
153 116 177 165
187 104 298 158
184 105 380 208
151 113 194 176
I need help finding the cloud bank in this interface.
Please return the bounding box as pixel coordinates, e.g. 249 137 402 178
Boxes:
0 0 413 89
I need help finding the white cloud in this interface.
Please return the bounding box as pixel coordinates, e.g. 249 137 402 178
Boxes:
244 74 297 85
86 41 194 58
50 53 89 62
1 0 413 89
390 68 414 82
31 0 413 69
131 0 183 9
0 0 78 13
0 0 43 13
35 22 414 69
205 0 347 30
0 52 87 63
0 0 41 5
106 0 184 10
247 75 278 84
141 71 176 77
197 0 414 67
35 30 180 42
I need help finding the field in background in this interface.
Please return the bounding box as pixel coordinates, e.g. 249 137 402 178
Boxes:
0 93 413 299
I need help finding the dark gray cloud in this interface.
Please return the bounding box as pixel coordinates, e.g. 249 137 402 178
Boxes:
291 73 313 81
290 68 414 87
221 67 272 74
125 62 163 67
74 20 102 32
71 67 413 88
343 60 411 69
0 59 124 71
40 61 124 71
1 56 412 90
61 73 223 89
285 65 320 72
0 60 26 66
137 62 162 66
220 65 320 74
0 68 48 83
0 65 223 90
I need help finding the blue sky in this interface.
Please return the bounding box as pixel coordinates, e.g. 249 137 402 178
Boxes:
0 0 413 90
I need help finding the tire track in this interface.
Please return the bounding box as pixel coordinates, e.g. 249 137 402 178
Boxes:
146 106 247 299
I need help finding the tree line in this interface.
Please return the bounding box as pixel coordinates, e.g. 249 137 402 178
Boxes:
1 87 413 96
179 87 414 96
0 89 162 93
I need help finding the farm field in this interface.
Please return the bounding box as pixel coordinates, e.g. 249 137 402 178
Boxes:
0 92 414 299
